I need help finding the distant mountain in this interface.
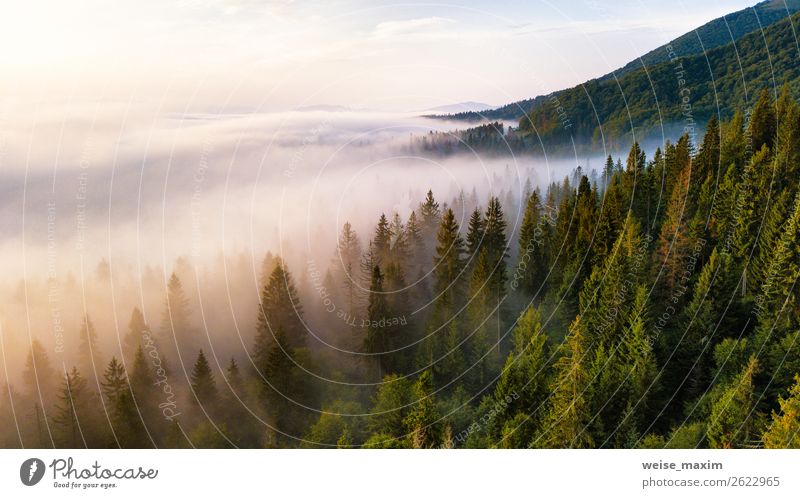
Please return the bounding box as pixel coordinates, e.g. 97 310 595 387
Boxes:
422 101 494 114
428 0 800 124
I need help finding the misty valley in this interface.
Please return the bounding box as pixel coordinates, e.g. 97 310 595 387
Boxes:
1 87 800 449
2 0 800 453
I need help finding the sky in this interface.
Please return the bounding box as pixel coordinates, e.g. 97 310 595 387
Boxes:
0 0 758 113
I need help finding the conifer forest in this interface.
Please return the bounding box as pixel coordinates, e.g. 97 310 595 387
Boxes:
2 1 800 451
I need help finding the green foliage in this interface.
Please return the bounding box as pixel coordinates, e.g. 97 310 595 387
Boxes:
763 375 800 448
707 358 758 448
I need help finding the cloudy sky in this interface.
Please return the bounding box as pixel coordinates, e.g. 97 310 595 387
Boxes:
0 0 757 112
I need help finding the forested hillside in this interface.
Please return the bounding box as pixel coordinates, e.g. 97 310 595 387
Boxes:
424 5 800 156
604 0 800 81
1 88 799 449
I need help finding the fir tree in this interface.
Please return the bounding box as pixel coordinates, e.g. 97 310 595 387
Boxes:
763 375 800 448
707 358 758 449
403 371 441 448
254 259 305 363
364 265 393 377
162 272 194 358
23 339 56 402
517 190 548 296
538 317 593 448
748 88 777 153
465 207 484 260
190 350 218 407
123 308 148 362
52 367 90 448
77 314 99 377
335 222 362 316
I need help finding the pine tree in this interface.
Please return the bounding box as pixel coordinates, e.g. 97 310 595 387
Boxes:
52 367 90 448
23 339 56 402
612 285 657 446
123 308 148 362
77 314 99 377
426 209 466 382
258 329 316 447
100 357 143 448
221 358 259 447
190 350 218 407
162 272 194 358
651 161 692 311
364 265 393 378
517 190 548 296
373 213 392 265
259 251 278 288
763 375 800 448
367 374 413 442
537 317 593 448
405 210 425 271
101 357 127 406
491 306 548 445
707 358 758 449
731 147 771 263
390 212 409 265
254 259 305 363
720 111 746 171
573 175 598 273
748 88 776 153
465 207 484 259
467 248 497 388
403 371 441 448
695 115 720 183
334 222 362 316
483 196 509 295
432 209 465 312
420 190 441 243
125 345 162 447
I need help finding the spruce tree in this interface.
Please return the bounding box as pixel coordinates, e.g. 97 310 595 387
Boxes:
465 207 484 260
123 308 148 362
254 259 305 363
403 371 441 448
763 375 800 448
23 339 56 402
364 265 393 377
748 88 776 153
77 314 99 377
517 190 548 296
190 350 218 407
162 272 194 358
537 317 593 448
707 358 758 449
334 222 362 316
419 189 441 243
52 367 90 448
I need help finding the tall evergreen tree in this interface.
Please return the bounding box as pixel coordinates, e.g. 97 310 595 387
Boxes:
748 88 777 153
335 222 362 316
707 358 758 449
77 314 99 377
518 190 548 296
364 266 394 377
254 259 306 363
190 350 218 408
403 371 441 448
537 317 593 448
763 375 800 448
52 367 90 448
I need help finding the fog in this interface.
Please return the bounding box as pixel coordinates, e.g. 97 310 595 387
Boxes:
0 105 595 388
